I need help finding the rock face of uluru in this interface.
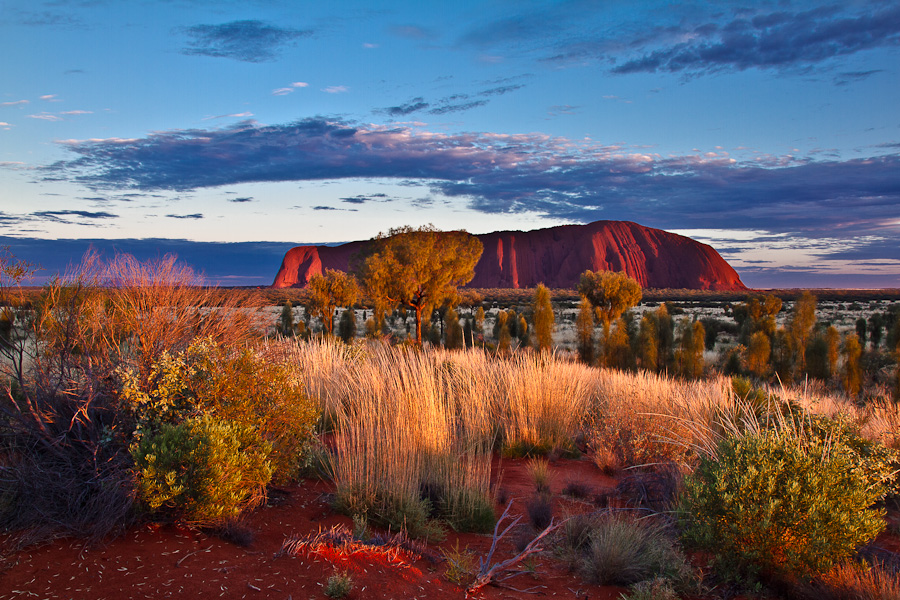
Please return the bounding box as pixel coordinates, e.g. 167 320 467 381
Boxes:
272 220 747 291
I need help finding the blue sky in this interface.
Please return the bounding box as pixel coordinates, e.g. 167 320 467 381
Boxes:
1 0 898 287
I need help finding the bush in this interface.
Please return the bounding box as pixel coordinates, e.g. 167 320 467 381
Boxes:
131 415 272 525
324 570 353 598
120 338 319 483
680 428 887 580
558 512 691 588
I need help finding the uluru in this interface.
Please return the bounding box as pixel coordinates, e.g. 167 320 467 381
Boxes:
272 220 747 291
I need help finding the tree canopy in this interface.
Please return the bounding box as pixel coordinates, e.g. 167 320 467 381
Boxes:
354 225 483 344
306 269 360 336
577 270 642 324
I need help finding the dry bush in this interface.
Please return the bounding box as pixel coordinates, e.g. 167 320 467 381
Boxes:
794 560 900 600
0 252 266 546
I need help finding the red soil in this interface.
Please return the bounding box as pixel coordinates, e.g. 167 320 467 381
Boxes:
0 457 626 600
3 456 897 600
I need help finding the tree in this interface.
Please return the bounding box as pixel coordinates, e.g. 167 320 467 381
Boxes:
517 315 529 347
826 326 840 376
354 225 482 345
842 333 862 397
279 301 295 337
496 310 512 353
532 284 555 352
602 317 632 370
637 314 658 372
577 270 642 325
675 319 705 379
445 307 463 350
306 269 360 336
869 313 884 349
337 309 356 343
747 331 771 377
736 294 782 344
855 318 867 348
788 291 817 376
575 295 595 364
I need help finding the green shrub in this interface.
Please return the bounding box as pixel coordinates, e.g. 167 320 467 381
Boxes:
120 338 318 483
680 428 886 580
131 415 272 525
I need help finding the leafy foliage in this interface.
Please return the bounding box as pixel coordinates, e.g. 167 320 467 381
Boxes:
131 414 272 525
680 428 887 580
119 338 318 483
531 284 554 351
354 225 482 344
577 269 642 324
306 269 359 336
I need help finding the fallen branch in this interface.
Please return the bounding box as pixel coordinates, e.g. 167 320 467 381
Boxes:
466 500 567 595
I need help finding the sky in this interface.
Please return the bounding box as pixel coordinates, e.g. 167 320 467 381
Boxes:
1 0 898 288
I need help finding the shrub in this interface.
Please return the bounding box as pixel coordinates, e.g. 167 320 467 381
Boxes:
525 493 553 530
558 511 690 587
131 415 272 525
324 570 353 599
120 339 318 483
680 428 886 580
526 457 552 493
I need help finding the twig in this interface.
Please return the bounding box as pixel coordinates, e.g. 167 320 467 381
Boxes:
175 549 199 567
466 500 567 595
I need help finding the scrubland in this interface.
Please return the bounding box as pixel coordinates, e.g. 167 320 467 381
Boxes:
2 253 900 599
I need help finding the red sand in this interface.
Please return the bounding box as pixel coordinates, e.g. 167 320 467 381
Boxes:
2 455 896 600
0 457 627 600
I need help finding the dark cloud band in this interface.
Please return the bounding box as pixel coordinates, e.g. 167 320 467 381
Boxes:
49 117 900 243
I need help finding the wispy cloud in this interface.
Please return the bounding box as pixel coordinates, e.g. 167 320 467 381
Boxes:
180 20 312 63
376 82 525 117
609 4 900 77
165 213 204 219
228 196 254 203
49 117 900 260
40 94 60 102
340 193 391 204
389 25 431 40
1 100 29 107
59 110 92 115
203 111 254 121
461 3 900 82
272 81 309 95
27 113 64 121
322 86 349 94
30 209 117 224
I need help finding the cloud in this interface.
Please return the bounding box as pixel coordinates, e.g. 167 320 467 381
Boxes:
322 86 349 94
40 94 60 101
376 83 525 118
203 111 254 120
59 110 92 115
272 81 309 95
379 97 430 117
547 105 579 117
363 42 379 49
30 209 118 224
0 123 11 129
389 25 431 40
166 213 204 219
180 20 312 63
834 70 883 86
228 196 254 203
428 99 488 114
609 4 900 77
49 117 900 257
341 193 390 204
27 113 64 121
1 100 29 107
